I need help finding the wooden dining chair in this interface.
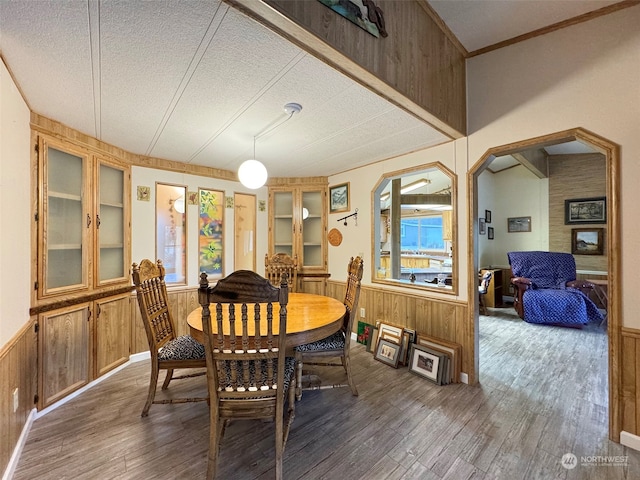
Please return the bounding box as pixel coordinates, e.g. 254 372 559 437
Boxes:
294 256 364 400
265 252 298 292
198 270 296 480
132 259 207 417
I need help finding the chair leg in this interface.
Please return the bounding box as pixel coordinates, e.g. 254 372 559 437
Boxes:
479 295 487 315
142 362 160 417
161 368 174 390
206 409 221 479
295 355 303 401
343 353 358 396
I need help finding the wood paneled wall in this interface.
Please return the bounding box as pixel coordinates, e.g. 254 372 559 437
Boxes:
621 327 640 436
327 280 471 380
0 319 37 476
548 153 607 271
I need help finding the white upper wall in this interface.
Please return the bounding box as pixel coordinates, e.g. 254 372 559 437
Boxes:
467 5 639 327
478 166 549 269
131 166 269 286
0 60 31 346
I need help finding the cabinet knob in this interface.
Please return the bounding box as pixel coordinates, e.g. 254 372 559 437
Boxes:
86 214 92 228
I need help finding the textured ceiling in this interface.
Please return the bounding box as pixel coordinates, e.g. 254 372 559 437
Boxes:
0 1 616 179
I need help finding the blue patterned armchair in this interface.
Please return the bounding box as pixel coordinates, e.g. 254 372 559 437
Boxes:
507 251 603 327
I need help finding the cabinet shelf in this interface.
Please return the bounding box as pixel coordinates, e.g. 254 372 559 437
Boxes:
49 191 82 202
48 244 82 250
99 201 124 209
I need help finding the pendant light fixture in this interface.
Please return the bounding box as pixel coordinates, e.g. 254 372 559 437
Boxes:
238 102 302 189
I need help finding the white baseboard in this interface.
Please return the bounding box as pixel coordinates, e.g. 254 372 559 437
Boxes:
620 431 640 452
2 408 37 480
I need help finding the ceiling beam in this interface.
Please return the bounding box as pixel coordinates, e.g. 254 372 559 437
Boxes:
512 149 548 179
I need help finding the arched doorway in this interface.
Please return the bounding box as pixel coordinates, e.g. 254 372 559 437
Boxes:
468 127 620 440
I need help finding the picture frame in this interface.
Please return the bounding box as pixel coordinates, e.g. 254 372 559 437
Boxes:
572 228 604 255
507 216 531 233
487 226 494 240
564 197 606 225
329 182 350 213
376 322 404 344
367 327 378 353
416 334 461 383
408 344 446 384
374 338 402 368
399 331 411 366
479 218 486 235
485 210 492 223
356 321 375 346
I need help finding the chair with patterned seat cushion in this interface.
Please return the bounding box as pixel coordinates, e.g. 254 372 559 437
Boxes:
198 270 296 480
295 256 364 400
132 259 207 417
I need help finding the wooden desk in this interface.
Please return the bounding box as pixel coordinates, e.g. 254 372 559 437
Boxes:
187 292 346 348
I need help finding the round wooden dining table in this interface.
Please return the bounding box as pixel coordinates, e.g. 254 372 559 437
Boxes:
187 292 346 348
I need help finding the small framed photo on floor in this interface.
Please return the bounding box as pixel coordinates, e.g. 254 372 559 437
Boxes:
374 338 402 368
408 344 446 385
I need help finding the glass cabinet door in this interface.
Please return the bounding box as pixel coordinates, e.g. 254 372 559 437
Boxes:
273 191 294 257
41 144 89 294
301 190 323 269
95 159 127 285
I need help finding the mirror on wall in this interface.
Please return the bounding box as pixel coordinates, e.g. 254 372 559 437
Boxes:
373 162 456 293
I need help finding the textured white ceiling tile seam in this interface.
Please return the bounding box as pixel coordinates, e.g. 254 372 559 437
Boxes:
187 50 308 164
146 2 229 157
88 0 101 139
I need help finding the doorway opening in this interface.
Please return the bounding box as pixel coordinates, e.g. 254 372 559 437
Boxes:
468 127 620 441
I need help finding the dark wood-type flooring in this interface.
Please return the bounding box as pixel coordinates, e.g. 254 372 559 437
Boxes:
13 307 640 479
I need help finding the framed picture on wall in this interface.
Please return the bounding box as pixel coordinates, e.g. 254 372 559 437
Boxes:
329 182 350 213
565 197 606 224
488 227 494 240
507 216 531 233
485 210 492 223
572 228 604 255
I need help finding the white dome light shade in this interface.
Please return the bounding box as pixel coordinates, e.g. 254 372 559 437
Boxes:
238 159 268 189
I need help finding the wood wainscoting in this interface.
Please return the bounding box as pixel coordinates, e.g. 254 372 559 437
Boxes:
0 319 37 475
621 327 640 437
327 280 470 381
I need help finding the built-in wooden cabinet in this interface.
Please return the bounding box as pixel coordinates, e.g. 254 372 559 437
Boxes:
38 303 91 408
33 132 132 409
37 136 130 298
94 294 131 377
37 294 130 408
268 185 327 272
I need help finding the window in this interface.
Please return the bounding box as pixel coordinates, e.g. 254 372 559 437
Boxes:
156 183 186 284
